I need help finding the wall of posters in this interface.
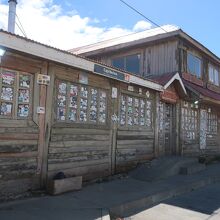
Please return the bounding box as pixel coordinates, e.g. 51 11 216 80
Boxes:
99 91 106 123
56 81 108 124
0 69 32 119
119 93 153 127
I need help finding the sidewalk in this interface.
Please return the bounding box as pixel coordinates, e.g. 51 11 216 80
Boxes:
0 163 220 220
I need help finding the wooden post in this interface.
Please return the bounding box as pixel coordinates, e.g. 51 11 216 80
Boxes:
37 61 48 187
40 64 55 186
154 92 160 157
110 82 119 175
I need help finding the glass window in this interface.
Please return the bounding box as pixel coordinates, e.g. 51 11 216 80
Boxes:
112 53 141 75
126 54 140 74
187 53 202 78
56 80 107 124
112 57 124 70
120 93 152 128
209 65 219 86
0 69 32 119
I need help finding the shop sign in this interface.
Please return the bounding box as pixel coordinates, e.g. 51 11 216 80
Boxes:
37 74 50 85
94 64 127 82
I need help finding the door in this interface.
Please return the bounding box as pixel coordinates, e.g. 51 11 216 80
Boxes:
159 102 175 155
200 109 207 150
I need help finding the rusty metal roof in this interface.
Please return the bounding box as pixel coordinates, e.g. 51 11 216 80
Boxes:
183 79 220 101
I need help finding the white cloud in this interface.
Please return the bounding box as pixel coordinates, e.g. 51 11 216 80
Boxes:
0 0 152 50
133 20 152 32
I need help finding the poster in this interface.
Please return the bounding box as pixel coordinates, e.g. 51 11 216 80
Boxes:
140 99 145 126
58 82 67 94
127 96 133 125
57 95 66 107
120 95 126 125
134 98 139 125
69 108 77 121
90 88 97 122
18 104 29 117
70 85 78 96
19 75 30 88
57 107 66 121
0 102 12 116
18 89 29 103
1 71 15 85
1 87 13 101
99 91 106 123
80 86 88 98
80 98 87 122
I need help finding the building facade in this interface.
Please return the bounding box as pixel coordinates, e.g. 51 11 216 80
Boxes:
71 25 220 157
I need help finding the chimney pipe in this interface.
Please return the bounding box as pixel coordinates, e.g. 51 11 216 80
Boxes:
8 0 17 33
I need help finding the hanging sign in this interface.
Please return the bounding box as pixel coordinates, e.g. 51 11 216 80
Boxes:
79 72 88 85
37 74 50 85
94 64 127 82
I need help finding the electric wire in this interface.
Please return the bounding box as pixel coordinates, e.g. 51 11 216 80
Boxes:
16 14 27 37
119 0 168 33
15 21 27 37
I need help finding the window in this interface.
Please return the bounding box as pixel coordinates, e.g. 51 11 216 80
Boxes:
207 112 218 134
112 54 141 75
209 65 219 86
56 80 107 124
120 94 152 128
181 102 198 142
187 53 202 78
0 68 32 119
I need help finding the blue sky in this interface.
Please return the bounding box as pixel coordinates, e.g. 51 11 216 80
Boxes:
0 0 220 56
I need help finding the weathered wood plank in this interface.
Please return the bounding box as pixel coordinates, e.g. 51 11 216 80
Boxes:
51 127 110 135
47 163 110 180
49 140 110 148
49 146 109 154
0 144 38 153
48 158 109 171
51 134 110 142
0 127 39 134
117 139 154 146
0 133 39 140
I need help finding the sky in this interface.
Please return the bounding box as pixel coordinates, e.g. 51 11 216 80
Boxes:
0 0 220 56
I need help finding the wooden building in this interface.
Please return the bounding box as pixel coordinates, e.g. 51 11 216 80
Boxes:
0 29 185 199
0 24 219 199
72 24 220 157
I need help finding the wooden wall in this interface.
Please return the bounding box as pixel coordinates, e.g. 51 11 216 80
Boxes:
144 41 179 77
92 40 179 78
115 128 154 172
48 126 111 181
0 53 43 199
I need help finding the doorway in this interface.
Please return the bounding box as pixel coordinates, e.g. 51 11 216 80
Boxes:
159 102 176 155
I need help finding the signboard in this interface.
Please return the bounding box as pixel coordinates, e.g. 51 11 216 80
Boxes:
94 64 127 82
79 72 88 85
37 74 50 85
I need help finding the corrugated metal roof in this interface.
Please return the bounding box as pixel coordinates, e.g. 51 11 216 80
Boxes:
70 25 180 54
183 79 220 101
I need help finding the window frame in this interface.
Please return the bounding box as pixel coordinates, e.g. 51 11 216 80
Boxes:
208 64 219 86
55 79 108 125
119 91 153 129
181 101 199 143
0 68 33 120
111 53 141 75
187 52 202 79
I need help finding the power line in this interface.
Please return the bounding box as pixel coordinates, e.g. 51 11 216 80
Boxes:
15 21 27 37
16 14 27 37
119 0 168 33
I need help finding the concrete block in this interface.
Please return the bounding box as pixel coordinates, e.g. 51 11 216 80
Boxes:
47 176 82 195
